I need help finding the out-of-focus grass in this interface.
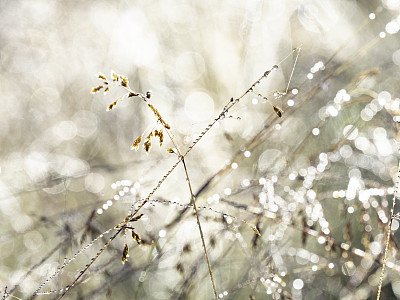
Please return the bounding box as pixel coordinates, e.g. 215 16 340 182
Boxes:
1 1 400 299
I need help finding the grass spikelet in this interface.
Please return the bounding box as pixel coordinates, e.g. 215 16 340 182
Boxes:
128 92 138 98
250 225 260 236
144 139 151 153
143 132 153 153
131 213 144 222
154 129 164 146
131 136 142 151
97 73 107 81
107 100 118 111
111 71 118 81
273 105 283 118
148 103 171 129
121 243 129 264
91 85 103 94
132 230 141 245
120 75 128 87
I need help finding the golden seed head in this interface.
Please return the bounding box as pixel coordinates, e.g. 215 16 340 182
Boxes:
154 129 164 146
132 230 142 245
251 226 261 236
97 73 107 81
107 100 118 111
91 85 103 94
132 214 144 221
146 131 153 139
120 75 129 87
144 139 152 153
122 244 129 264
131 136 142 151
112 71 118 81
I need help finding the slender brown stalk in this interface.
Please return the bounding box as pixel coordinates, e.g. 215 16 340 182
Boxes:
181 158 218 300
162 122 218 298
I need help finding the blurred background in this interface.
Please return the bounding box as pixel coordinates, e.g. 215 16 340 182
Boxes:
1 0 400 299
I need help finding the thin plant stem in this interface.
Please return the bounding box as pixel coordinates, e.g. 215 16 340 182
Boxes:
285 46 301 94
181 158 218 300
164 123 218 298
377 160 400 300
55 226 126 300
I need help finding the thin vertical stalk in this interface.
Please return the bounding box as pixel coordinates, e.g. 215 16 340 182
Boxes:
377 160 400 300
